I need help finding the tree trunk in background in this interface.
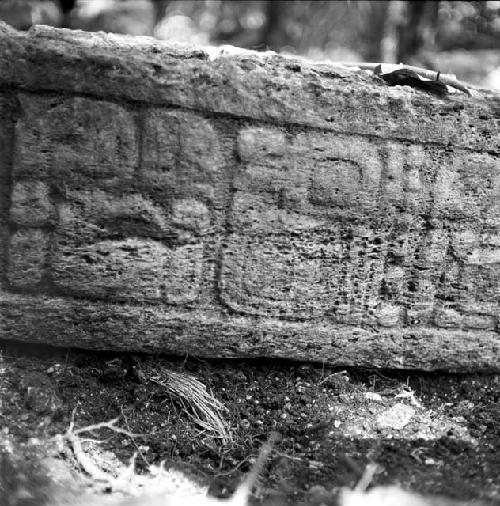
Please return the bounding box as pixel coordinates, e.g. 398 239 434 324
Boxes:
59 0 76 28
380 1 404 63
362 1 390 62
398 1 440 64
260 0 288 51
152 0 170 27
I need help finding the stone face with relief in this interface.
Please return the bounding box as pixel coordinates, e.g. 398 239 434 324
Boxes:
8 97 221 305
0 24 499 371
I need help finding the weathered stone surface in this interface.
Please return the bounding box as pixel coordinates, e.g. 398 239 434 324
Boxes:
0 93 15 288
0 22 499 371
10 181 54 226
14 94 138 185
7 229 49 289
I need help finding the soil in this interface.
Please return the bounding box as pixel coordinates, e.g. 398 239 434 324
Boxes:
0 339 499 505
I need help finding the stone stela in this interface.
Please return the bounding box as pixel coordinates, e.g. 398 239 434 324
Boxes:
0 23 499 370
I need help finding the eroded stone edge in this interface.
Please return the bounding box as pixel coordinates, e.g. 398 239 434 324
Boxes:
0 292 498 371
0 24 499 152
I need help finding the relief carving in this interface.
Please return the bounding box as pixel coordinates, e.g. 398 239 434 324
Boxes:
220 127 500 329
7 97 223 305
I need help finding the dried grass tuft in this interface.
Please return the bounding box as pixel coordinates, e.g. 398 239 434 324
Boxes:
149 369 233 444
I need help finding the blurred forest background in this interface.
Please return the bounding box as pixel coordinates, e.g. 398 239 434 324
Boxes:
1 0 500 89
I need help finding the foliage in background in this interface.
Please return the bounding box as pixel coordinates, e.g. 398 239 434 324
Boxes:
1 0 500 86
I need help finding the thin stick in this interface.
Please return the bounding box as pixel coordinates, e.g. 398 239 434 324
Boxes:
354 463 379 492
65 430 113 482
62 412 142 487
71 417 141 438
230 432 280 506
335 62 472 95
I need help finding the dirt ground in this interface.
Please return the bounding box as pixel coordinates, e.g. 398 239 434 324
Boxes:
0 339 499 505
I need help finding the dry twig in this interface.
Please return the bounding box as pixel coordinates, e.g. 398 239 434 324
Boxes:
336 62 473 95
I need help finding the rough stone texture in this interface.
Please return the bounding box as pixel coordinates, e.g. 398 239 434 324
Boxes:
0 22 499 370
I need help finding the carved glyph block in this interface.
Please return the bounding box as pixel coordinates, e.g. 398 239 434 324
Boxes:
219 126 500 328
8 96 223 304
7 229 49 289
14 94 138 183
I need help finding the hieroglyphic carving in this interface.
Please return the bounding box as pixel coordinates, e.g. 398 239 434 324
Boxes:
4 96 499 334
1 25 500 370
7 95 223 304
0 95 12 288
219 127 500 330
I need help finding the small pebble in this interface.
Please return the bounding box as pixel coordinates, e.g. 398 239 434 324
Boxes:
377 403 415 431
364 392 383 402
